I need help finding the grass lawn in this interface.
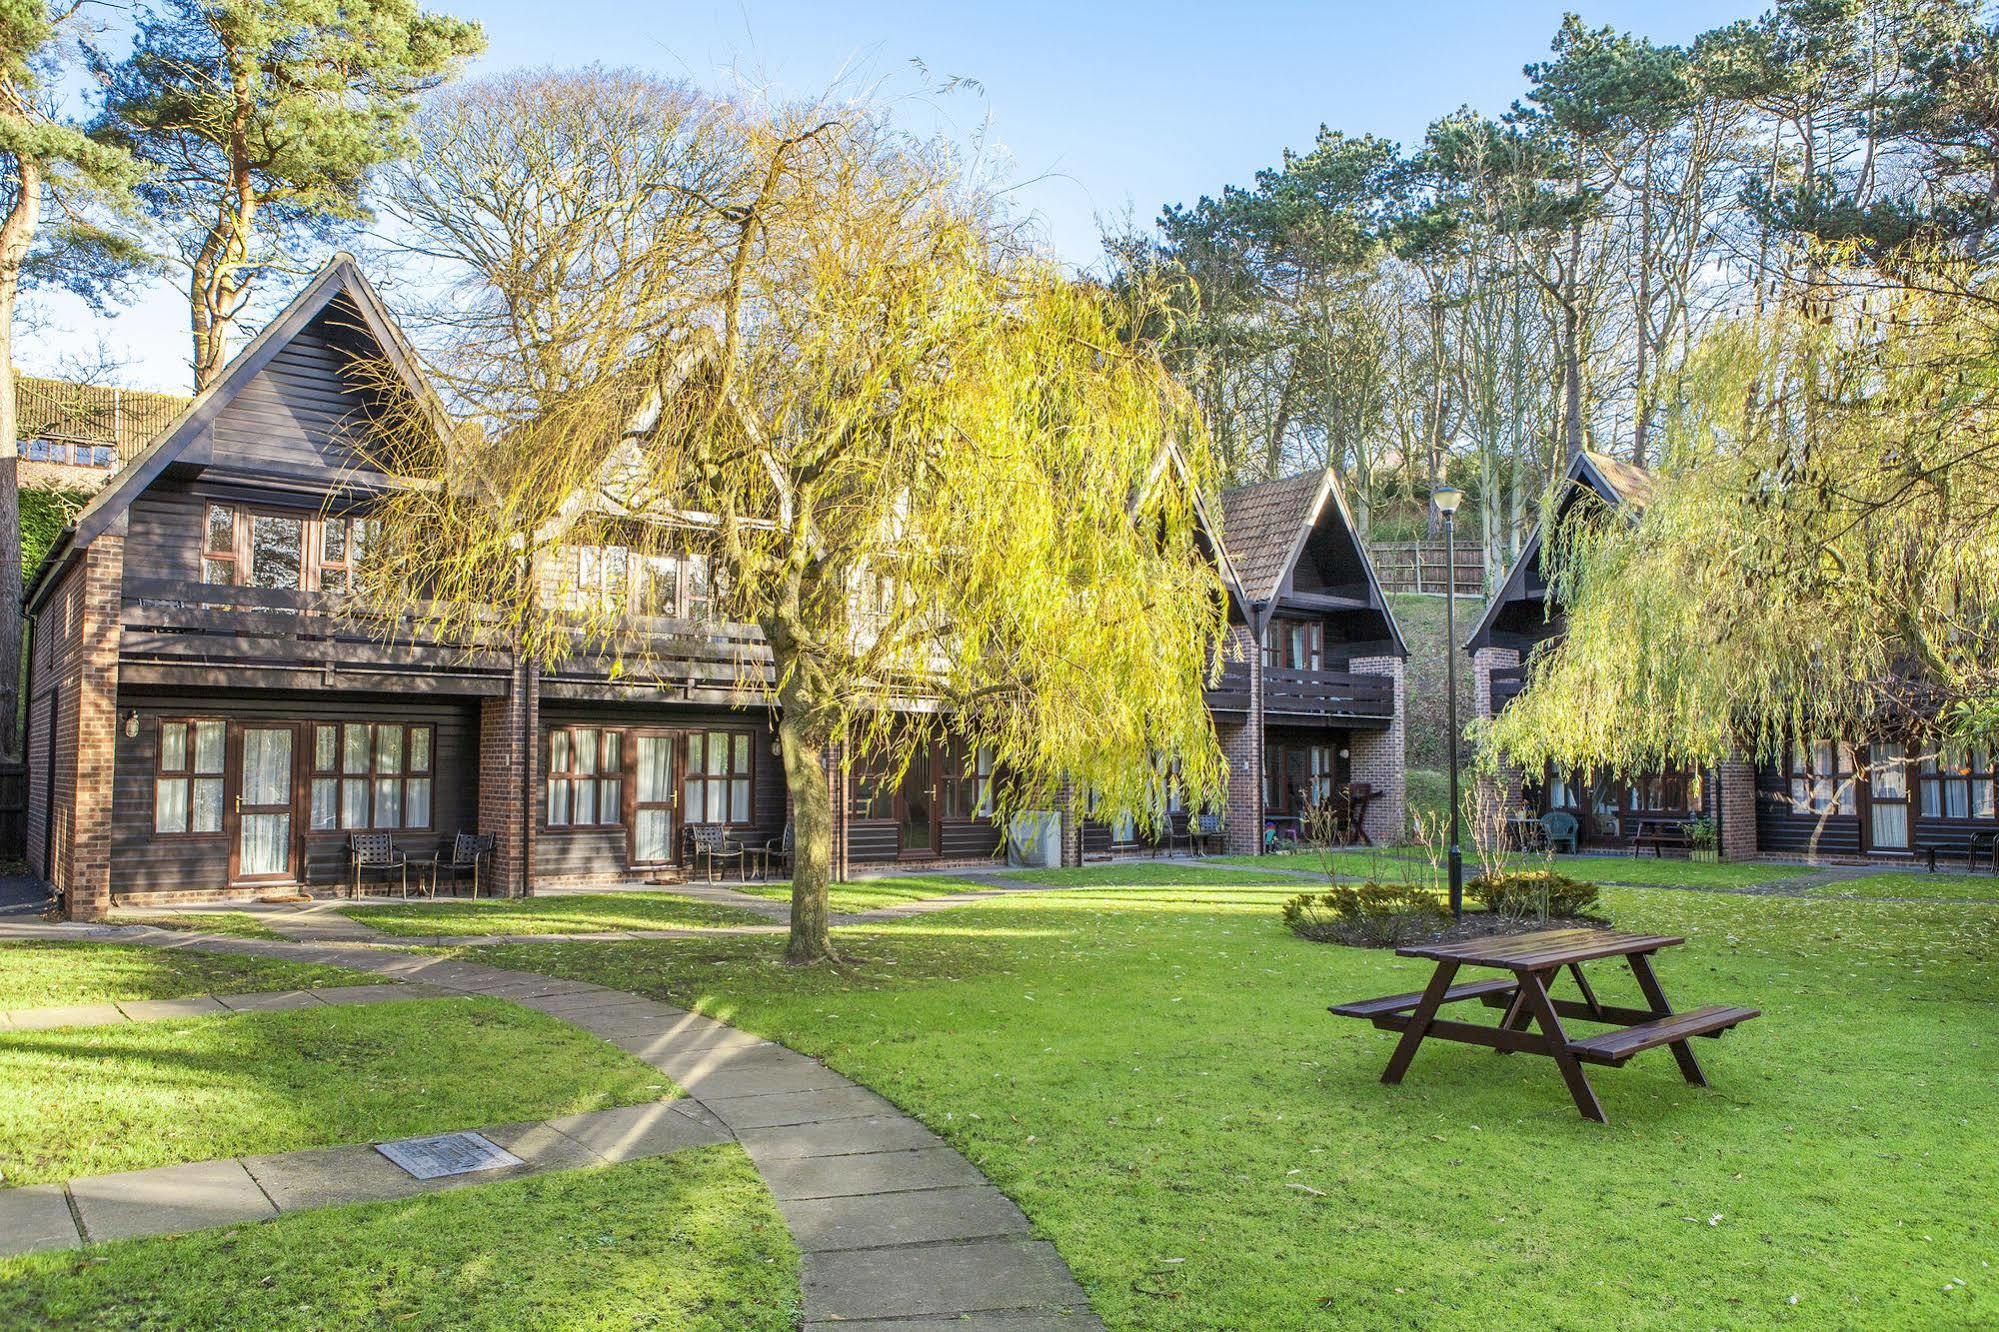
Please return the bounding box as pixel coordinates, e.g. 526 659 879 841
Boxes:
739 874 987 914
1211 849 1808 890
1817 871 1999 902
109 912 290 940
340 891 773 937
0 1148 798 1330
0 998 670 1184
471 866 1999 1331
0 941 383 1011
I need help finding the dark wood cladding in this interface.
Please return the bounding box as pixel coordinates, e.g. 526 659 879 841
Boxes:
1207 660 1394 725
109 689 476 896
847 820 901 864
533 700 784 880
200 306 379 480
1753 761 1994 860
844 817 1004 865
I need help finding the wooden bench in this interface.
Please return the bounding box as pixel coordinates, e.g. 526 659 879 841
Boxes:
1567 1005 1761 1066
1628 817 1692 858
1330 976 1518 1022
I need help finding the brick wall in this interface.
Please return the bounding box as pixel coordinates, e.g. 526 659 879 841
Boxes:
1717 758 1758 860
1472 646 1519 722
24 555 85 885
1471 646 1526 828
1056 779 1082 868
1222 623 1264 854
46 535 126 920
824 741 849 882
477 661 538 897
1347 654 1406 845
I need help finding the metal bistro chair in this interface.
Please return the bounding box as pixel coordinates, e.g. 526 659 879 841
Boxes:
431 832 495 898
1539 810 1581 854
688 824 748 883
1182 812 1224 857
349 832 413 900
764 822 795 879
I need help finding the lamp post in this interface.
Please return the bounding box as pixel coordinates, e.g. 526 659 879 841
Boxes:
1433 485 1465 920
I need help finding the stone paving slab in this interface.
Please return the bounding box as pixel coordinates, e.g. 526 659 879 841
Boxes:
734 1114 947 1164
462 1119 610 1175
0 1184 79 1257
760 1146 989 1201
703 1085 903 1132
242 1142 438 1211
5 1002 127 1030
71 1159 276 1243
778 1184 1030 1251
544 1101 729 1162
816 1314 1104 1332
115 995 230 1021
803 1237 1090 1323
213 989 324 1013
662 1049 851 1101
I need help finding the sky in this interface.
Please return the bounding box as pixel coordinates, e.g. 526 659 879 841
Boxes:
25 0 1758 393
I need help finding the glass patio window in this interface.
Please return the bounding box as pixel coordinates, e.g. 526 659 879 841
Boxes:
546 727 623 827
686 730 752 824
154 719 225 835
312 722 432 831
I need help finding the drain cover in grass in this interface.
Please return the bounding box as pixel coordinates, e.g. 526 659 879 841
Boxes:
376 1131 524 1179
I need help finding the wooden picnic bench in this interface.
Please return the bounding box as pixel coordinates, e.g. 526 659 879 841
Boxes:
1627 816 1692 858
1330 927 1759 1123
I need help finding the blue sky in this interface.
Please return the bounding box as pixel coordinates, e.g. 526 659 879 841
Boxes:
29 0 1757 392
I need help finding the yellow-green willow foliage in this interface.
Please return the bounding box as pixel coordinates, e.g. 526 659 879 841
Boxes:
1487 261 1999 783
357 97 1229 962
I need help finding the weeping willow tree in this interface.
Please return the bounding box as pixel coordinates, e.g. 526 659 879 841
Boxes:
358 83 1229 964
1486 256 1999 784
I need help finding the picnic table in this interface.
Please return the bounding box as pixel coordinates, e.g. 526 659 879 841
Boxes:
1626 815 1692 858
1330 927 1759 1123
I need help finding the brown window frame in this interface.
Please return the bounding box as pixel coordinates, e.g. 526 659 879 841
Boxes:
199 503 359 593
153 717 227 838
1787 741 1857 817
941 741 996 821
684 729 754 826
309 722 435 833
545 726 625 829
1918 745 1997 822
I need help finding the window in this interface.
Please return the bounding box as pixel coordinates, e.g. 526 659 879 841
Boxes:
1787 742 1857 816
1919 746 1996 820
246 512 304 589
546 727 623 827
685 730 752 825
23 437 61 462
80 443 115 468
318 516 367 594
943 743 996 819
154 719 225 835
1263 620 1323 672
202 503 238 584
310 723 433 831
1264 742 1335 813
1629 769 1702 812
850 748 896 821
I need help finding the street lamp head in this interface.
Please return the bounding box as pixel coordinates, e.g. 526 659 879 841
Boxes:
1432 485 1464 517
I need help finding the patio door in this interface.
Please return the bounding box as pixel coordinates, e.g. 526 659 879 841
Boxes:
1863 742 1912 853
896 747 936 857
233 724 296 883
630 731 679 867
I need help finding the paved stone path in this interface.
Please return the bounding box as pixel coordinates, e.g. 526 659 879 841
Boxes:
0 980 431 1031
0 921 1103 1328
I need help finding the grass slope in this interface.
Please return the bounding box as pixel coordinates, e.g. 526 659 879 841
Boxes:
0 998 670 1184
472 868 1999 1331
0 941 382 1010
341 892 772 936
0 1149 799 1331
737 875 978 914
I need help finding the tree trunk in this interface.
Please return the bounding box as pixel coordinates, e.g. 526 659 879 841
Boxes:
778 705 836 965
1561 227 1585 460
0 153 42 759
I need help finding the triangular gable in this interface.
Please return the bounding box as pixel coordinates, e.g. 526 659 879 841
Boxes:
1219 468 1407 654
61 253 447 555
1131 435 1254 625
1463 449 1647 651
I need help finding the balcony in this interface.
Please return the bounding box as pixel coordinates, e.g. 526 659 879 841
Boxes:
541 615 776 703
118 577 513 692
1206 661 1396 725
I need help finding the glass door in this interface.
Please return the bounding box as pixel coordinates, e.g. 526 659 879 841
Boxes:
234 725 296 881
1865 742 1911 852
897 748 936 856
631 732 678 866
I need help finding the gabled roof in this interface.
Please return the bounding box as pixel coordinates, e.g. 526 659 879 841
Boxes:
1464 448 1652 652
1218 467 1406 653
26 254 448 611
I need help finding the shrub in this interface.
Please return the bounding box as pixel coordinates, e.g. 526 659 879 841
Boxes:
1282 883 1448 948
1471 870 1601 920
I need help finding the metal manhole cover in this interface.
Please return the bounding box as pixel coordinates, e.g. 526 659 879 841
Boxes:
376 1131 524 1180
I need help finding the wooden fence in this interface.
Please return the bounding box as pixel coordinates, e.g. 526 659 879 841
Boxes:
1367 541 1486 596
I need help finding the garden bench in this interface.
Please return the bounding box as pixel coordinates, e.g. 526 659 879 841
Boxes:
1918 830 1997 874
1330 927 1760 1123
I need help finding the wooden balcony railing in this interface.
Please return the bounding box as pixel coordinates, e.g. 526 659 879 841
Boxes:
119 577 510 676
1206 661 1396 721
1488 664 1527 715
545 616 775 696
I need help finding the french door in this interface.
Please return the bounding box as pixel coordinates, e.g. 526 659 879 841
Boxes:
897 747 937 857
630 731 679 867
232 724 297 883
1863 742 1912 853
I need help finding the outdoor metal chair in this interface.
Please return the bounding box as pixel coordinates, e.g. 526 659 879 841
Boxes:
1185 812 1224 856
1540 811 1580 854
431 832 494 898
763 823 794 878
688 824 747 883
349 832 413 900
